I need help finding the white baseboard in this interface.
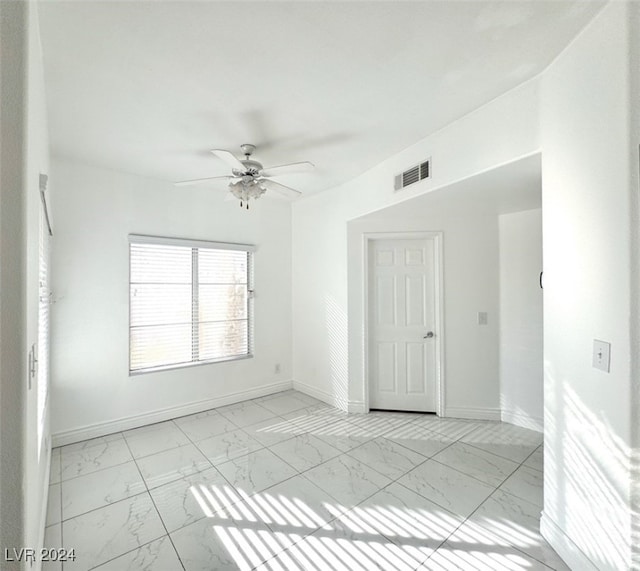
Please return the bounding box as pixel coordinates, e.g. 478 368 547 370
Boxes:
292 380 366 413
292 380 346 411
501 409 543 433
347 401 366 414
52 380 293 447
540 512 599 571
444 406 501 421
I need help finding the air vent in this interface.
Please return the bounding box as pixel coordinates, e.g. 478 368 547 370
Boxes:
394 159 431 191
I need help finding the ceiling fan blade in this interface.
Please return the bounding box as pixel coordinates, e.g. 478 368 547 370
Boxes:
260 179 302 199
173 175 236 186
210 149 246 172
174 175 235 187
260 161 315 177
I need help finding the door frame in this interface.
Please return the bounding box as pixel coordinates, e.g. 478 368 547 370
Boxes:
362 231 445 416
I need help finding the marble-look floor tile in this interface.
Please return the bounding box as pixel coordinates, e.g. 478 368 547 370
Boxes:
62 493 165 571
53 402 558 571
464 440 539 465
432 442 519 487
171 515 293 571
46 483 61 526
288 391 324 407
312 419 375 452
174 411 238 442
279 407 339 433
61 432 123 453
524 445 544 473
340 482 462 558
279 516 422 571
270 434 341 472
345 414 414 438
420 520 554 570
461 423 542 464
241 417 299 448
61 461 146 520
216 448 298 496
60 435 133 481
252 390 290 403
50 448 61 484
217 400 276 427
42 523 62 571
124 421 191 459
92 536 183 570
137 443 212 489
282 402 344 420
468 489 569 570
347 437 427 480
303 455 391 509
259 474 347 534
253 548 306 571
173 409 217 423
258 393 311 416
150 467 241 532
196 428 264 465
410 417 482 440
500 465 543 509
398 459 494 519
384 423 456 458
367 410 426 422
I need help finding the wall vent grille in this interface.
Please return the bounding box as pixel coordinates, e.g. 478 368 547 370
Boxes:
394 159 431 191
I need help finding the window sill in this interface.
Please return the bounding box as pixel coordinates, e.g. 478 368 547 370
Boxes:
129 353 253 376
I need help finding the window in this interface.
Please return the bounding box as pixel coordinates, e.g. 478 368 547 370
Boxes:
129 235 254 374
37 183 52 460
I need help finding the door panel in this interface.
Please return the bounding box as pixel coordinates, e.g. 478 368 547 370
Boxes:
406 342 426 395
405 275 425 326
376 275 397 326
376 342 397 393
369 237 438 412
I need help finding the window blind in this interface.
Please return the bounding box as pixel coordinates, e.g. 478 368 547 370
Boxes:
129 236 253 373
37 198 51 460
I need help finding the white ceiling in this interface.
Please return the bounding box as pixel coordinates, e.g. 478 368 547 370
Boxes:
38 1 603 195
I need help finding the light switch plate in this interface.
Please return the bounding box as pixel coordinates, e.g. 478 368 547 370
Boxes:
593 339 611 373
478 312 488 326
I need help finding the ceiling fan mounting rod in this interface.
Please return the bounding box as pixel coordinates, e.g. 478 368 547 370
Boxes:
240 143 256 159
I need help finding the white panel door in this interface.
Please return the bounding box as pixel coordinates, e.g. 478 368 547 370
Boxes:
369 238 438 412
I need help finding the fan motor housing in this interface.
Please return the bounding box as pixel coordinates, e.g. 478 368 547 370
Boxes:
238 159 263 175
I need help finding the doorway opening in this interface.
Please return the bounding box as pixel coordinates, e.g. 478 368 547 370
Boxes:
364 232 444 415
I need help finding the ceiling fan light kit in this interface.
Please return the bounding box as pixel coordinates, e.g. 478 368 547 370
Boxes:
230 178 266 209
175 144 313 209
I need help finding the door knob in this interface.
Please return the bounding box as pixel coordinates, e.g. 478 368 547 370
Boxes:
423 331 434 339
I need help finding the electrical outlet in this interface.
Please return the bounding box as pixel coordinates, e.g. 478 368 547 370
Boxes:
274 363 281 374
478 312 488 326
593 340 611 372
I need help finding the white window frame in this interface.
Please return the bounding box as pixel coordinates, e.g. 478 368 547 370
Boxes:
128 234 255 375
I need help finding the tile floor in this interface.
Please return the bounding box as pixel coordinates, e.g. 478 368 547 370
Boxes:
44 390 566 571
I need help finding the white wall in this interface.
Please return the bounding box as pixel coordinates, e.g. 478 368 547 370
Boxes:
348 198 502 418
292 78 540 412
540 3 636 569
630 3 640 566
50 158 292 443
0 1 51 567
498 208 543 432
0 1 29 564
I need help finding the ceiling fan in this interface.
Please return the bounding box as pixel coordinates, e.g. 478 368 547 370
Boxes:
175 144 314 209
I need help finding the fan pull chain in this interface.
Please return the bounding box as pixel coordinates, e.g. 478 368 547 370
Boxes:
240 201 243 208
